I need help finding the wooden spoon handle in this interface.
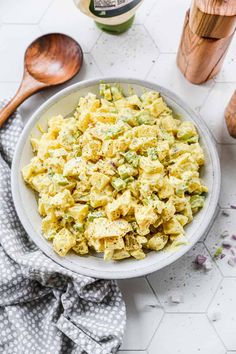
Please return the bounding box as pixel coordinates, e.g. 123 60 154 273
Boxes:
0 70 46 128
225 90 236 138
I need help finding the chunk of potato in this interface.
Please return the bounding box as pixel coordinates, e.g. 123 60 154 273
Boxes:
67 204 89 221
86 218 132 239
53 228 76 256
90 172 110 191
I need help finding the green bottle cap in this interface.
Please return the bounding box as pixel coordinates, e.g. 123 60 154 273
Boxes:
95 15 135 34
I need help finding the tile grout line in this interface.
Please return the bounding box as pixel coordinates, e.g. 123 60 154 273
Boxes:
145 275 162 305
37 0 55 24
206 312 228 352
89 30 103 54
145 307 165 351
142 23 160 56
199 80 216 112
142 0 159 28
203 234 225 278
206 277 223 313
89 52 103 76
144 57 158 81
144 276 165 351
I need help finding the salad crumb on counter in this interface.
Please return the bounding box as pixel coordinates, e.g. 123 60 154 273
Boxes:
22 84 208 261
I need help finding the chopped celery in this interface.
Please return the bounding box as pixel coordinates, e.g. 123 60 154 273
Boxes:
99 83 109 96
124 176 135 184
190 195 205 210
88 210 106 221
53 174 69 186
111 86 123 100
123 151 139 167
117 164 136 179
105 122 127 139
137 112 155 125
214 247 223 258
73 222 84 232
111 177 126 191
148 147 158 161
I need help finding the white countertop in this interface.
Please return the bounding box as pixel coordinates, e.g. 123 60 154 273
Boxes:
1 1 236 353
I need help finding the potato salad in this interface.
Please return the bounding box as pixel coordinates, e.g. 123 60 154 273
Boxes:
22 84 208 261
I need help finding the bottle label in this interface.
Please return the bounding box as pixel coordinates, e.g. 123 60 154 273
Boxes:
92 0 142 17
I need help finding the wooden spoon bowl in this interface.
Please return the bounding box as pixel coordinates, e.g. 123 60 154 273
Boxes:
0 33 83 127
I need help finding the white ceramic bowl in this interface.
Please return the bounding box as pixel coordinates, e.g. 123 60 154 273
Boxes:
11 78 221 279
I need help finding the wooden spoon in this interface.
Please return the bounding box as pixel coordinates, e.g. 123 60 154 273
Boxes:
225 90 236 138
0 33 83 127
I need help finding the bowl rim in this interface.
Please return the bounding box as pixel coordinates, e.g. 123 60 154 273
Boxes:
11 77 221 279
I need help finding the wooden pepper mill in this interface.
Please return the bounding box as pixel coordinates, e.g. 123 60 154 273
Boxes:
225 90 236 138
177 0 236 84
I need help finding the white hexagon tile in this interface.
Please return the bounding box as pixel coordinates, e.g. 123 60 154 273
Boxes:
149 314 226 354
118 277 163 351
0 82 20 98
147 53 214 111
205 209 236 277
208 279 236 351
144 0 190 53
40 0 101 52
0 24 41 82
134 0 156 24
148 242 222 313
91 24 159 78
215 36 236 83
200 83 236 144
18 93 46 124
0 0 53 24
